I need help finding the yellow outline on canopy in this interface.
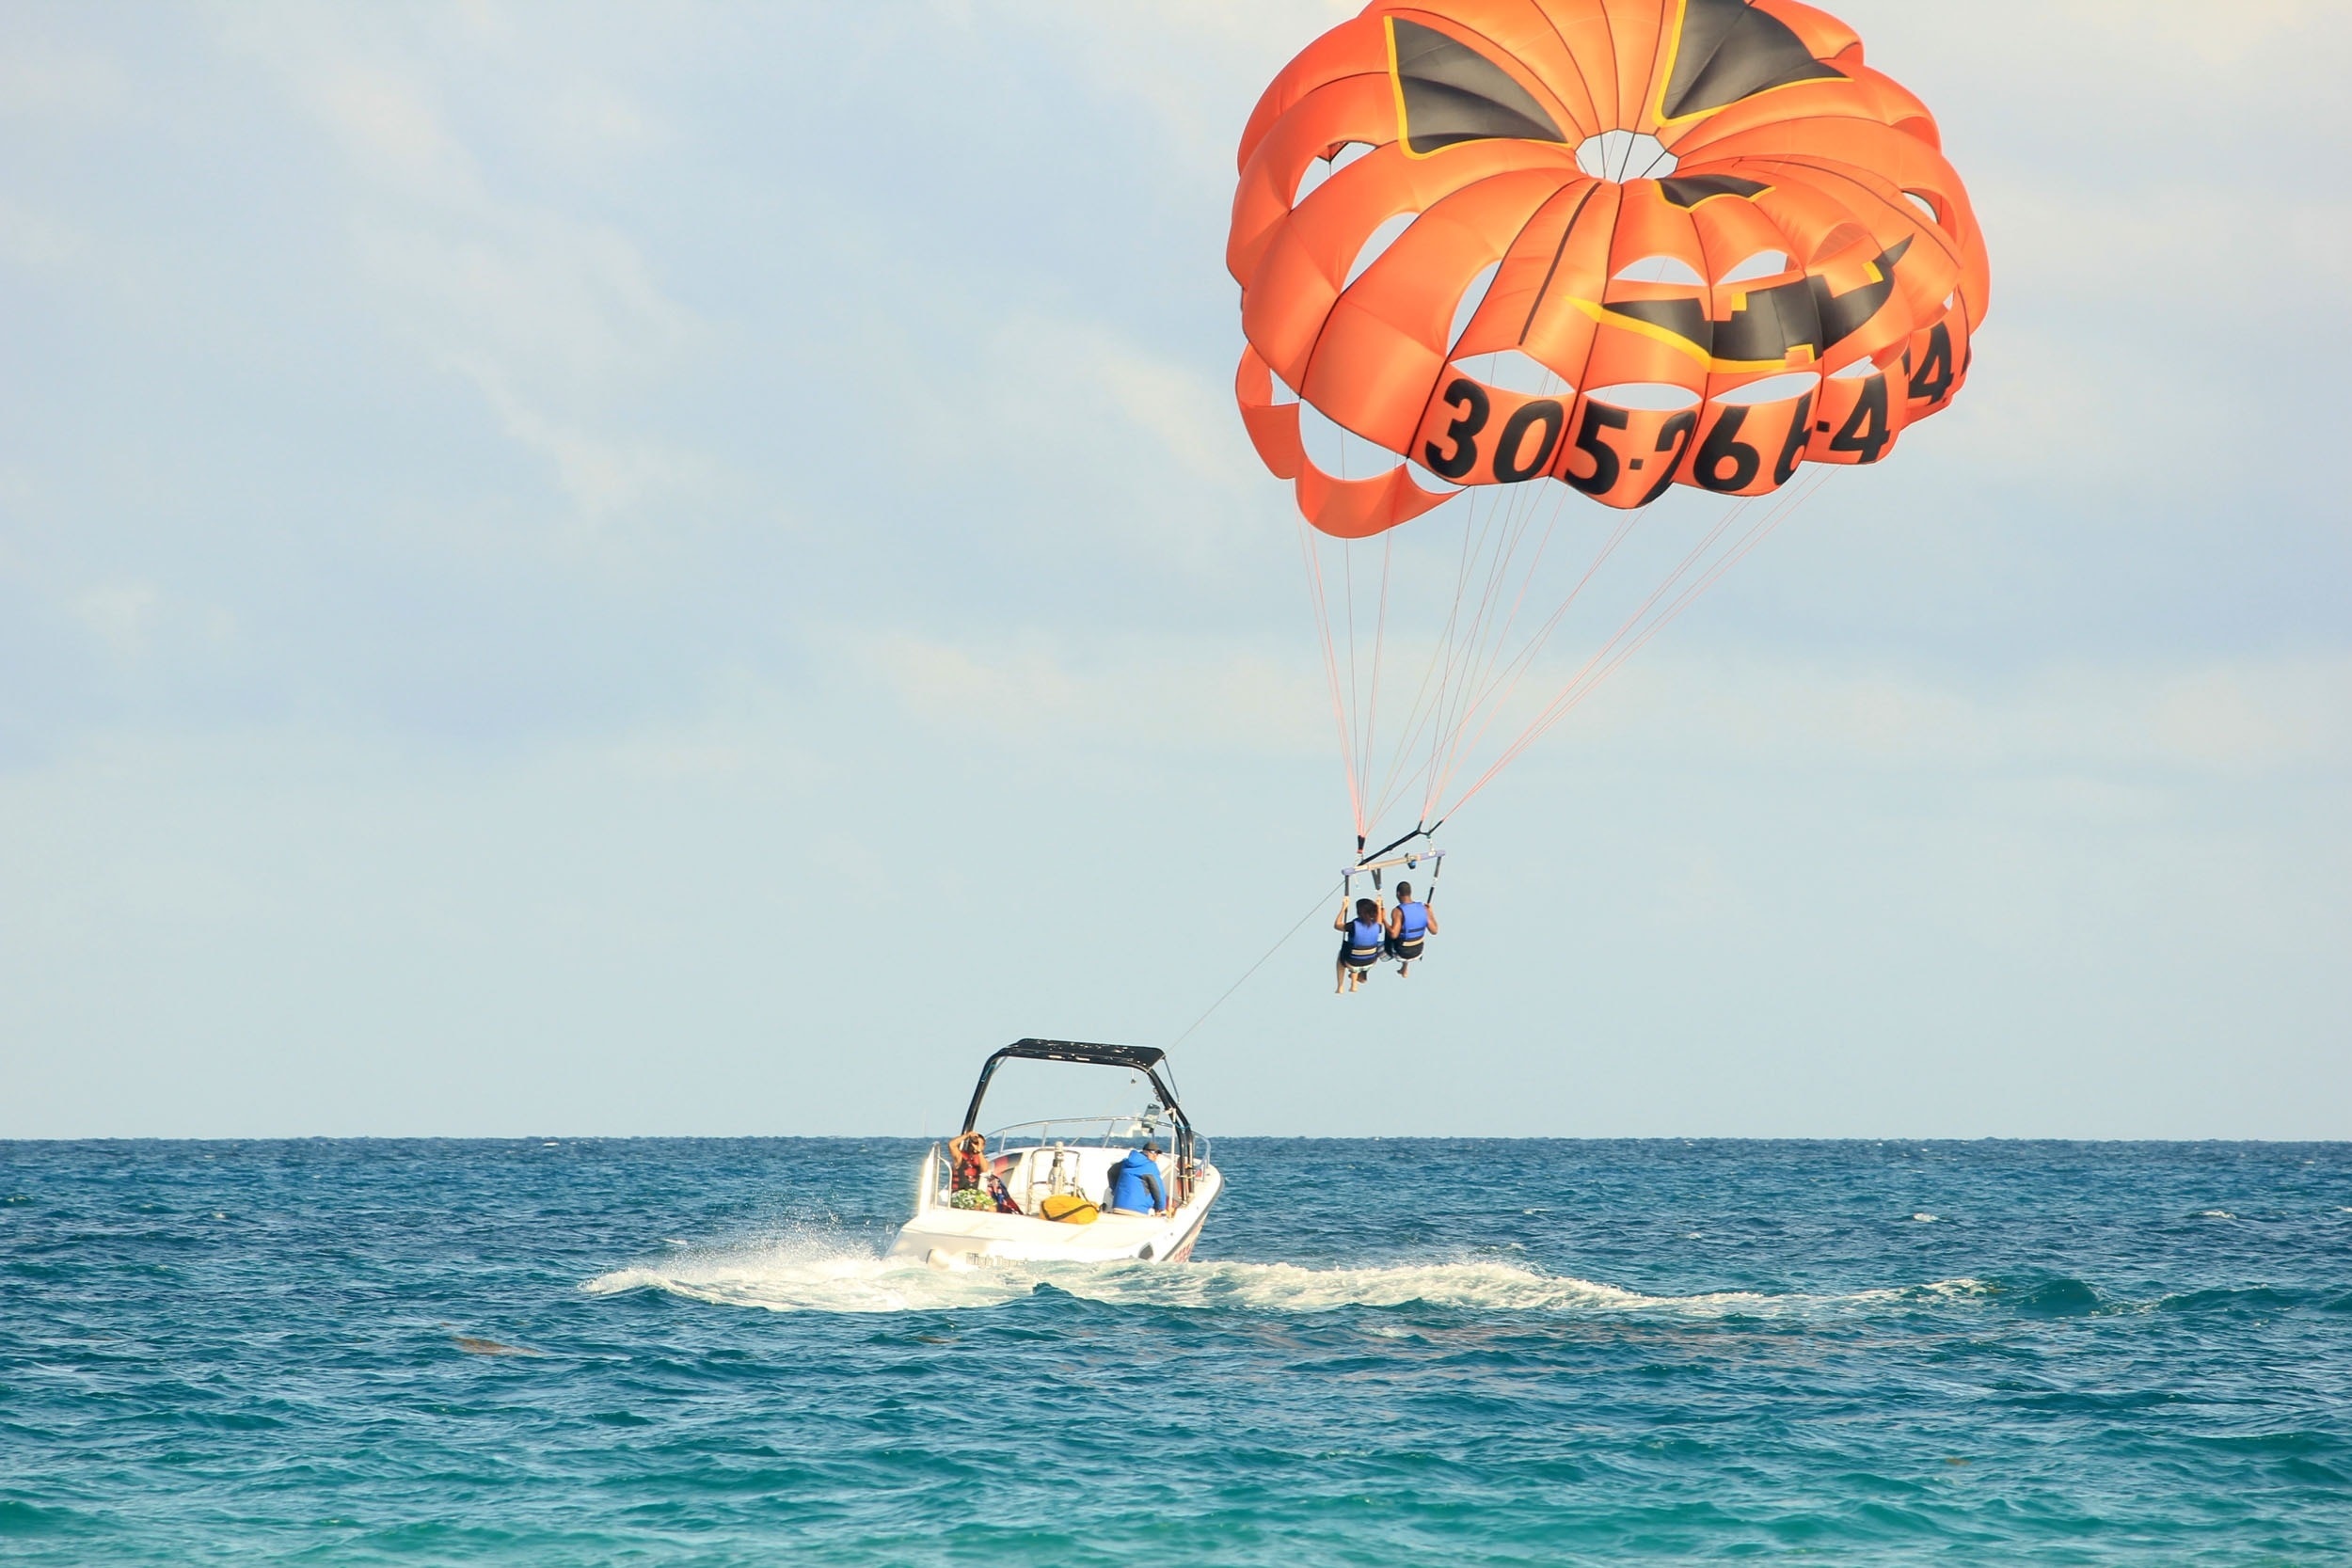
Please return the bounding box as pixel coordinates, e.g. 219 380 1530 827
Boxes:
1562 296 1815 375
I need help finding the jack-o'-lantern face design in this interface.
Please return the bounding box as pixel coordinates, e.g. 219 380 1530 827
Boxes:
1230 0 1989 533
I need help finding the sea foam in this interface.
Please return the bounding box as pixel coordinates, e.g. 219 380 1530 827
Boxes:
584 1236 1990 1320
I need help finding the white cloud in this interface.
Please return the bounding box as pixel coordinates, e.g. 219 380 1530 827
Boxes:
843 304 1278 575
215 6 711 523
70 582 163 660
457 361 716 523
1091 338 1237 483
58 581 238 665
986 0 1356 172
859 623 2352 785
0 39 131 121
862 630 1327 759
980 313 1245 483
530 75 665 164
350 206 697 390
2146 664 2342 768
1915 321 2177 483
3 1 2344 1134
1573 650 2352 777
301 58 480 200
1981 179 2352 308
0 198 88 270
594 693 821 789
1862 0 2352 114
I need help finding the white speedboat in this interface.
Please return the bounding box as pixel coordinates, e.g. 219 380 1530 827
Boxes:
888 1039 1224 1269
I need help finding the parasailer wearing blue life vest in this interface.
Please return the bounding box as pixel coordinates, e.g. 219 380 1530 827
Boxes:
1335 895 1385 993
1386 880 1438 977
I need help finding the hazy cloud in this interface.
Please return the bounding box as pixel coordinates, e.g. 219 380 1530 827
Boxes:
0 1 2342 1135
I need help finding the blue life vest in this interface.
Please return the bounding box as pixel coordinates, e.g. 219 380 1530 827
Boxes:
1110 1149 1162 1212
1347 918 1385 957
1396 899 1429 941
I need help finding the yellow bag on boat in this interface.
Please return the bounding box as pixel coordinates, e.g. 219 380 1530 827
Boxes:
1039 1193 1098 1225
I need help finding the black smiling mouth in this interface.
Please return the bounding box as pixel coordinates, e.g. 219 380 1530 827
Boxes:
1603 236 1911 367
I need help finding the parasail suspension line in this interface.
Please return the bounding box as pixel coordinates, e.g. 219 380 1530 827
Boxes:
1451 466 1836 815
1297 514 1364 839
1167 878 1345 1050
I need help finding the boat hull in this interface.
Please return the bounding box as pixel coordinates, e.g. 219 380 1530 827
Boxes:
888 1165 1223 1268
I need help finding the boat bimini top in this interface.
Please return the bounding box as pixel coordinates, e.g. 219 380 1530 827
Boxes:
961 1038 1192 1146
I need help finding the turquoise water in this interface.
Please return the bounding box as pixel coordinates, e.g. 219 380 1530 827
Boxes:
4 1138 2348 1563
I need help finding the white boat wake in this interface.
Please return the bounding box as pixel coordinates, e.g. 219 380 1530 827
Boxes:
584 1234 1991 1319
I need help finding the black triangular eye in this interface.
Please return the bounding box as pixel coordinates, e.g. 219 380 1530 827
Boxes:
1391 18 1567 154
1662 0 1844 120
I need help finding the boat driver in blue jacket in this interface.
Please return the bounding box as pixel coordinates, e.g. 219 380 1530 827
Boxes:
1108 1142 1168 1216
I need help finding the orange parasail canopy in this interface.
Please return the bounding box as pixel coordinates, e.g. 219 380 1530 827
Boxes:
1229 0 1989 537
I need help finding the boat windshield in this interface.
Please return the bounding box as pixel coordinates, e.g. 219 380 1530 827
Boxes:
984 1113 1176 1150
969 1057 1172 1147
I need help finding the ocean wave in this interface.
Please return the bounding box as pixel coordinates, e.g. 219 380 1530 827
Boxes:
2154 1285 2328 1316
584 1238 1992 1320
2009 1276 2106 1318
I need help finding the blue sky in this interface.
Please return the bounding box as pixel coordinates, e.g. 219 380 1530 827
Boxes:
2 2 2345 1137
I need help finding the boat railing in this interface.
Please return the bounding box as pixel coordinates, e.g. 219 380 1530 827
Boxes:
925 1126 1211 1213
924 1142 950 1212
980 1113 1175 1149
1175 1135 1211 1210
920 1127 1213 1212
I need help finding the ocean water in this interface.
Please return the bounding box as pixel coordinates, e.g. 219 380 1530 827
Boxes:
3 1139 2348 1564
